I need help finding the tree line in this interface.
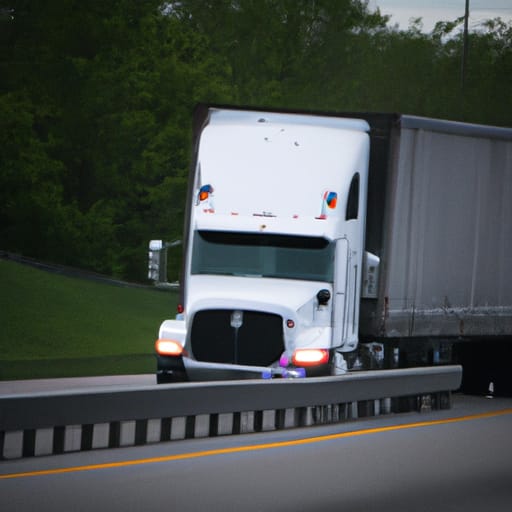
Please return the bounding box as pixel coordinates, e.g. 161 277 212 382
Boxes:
1 0 511 281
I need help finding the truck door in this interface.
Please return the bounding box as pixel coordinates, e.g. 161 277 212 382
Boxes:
333 237 358 349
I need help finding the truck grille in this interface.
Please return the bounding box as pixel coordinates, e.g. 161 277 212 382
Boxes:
191 309 284 366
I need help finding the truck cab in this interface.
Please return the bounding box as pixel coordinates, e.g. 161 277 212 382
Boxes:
156 107 371 382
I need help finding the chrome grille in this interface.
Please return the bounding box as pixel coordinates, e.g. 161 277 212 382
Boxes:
191 309 284 366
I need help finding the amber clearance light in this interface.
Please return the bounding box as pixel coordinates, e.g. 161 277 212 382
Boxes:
155 339 185 357
292 348 329 367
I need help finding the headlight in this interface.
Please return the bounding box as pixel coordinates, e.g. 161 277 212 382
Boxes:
292 348 329 366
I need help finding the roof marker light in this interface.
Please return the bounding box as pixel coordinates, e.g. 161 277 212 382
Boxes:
198 184 215 213
198 184 213 202
325 191 338 209
316 190 338 219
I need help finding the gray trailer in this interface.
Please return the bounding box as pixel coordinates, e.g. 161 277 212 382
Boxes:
357 114 512 392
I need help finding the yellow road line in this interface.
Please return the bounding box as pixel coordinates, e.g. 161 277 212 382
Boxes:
2 407 512 480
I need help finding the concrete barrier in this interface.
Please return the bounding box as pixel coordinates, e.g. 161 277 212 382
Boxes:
0 365 462 459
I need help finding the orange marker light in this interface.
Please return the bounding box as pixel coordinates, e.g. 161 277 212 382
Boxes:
292 348 329 366
155 339 185 357
198 184 213 202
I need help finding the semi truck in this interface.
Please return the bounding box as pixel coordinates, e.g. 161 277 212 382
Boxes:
154 105 512 392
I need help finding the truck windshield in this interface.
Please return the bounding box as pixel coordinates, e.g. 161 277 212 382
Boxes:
191 230 334 282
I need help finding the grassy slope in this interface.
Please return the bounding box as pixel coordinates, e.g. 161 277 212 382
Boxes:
0 259 178 379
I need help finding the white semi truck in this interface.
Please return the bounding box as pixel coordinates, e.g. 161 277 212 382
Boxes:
154 105 512 391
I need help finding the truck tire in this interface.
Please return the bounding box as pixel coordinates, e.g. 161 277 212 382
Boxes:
156 371 186 384
156 354 187 384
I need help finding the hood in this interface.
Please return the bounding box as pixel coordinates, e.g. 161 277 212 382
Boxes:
186 274 331 319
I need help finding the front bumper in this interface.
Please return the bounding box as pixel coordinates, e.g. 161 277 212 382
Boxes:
157 354 331 382
184 358 277 381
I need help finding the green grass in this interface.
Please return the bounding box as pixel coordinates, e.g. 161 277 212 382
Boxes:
0 259 178 379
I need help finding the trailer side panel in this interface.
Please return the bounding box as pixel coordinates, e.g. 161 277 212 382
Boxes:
376 122 512 338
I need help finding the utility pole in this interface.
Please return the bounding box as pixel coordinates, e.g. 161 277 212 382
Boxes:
461 0 470 91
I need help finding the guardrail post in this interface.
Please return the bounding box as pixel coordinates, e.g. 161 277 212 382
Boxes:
170 417 186 440
53 426 65 454
109 421 121 448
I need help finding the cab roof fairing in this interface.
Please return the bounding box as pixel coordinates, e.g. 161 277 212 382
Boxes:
207 107 370 133
193 120 370 224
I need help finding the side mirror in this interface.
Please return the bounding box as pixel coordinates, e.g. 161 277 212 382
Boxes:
362 251 380 299
148 240 166 282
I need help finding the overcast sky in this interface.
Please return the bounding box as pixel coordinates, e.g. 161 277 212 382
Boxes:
369 0 512 32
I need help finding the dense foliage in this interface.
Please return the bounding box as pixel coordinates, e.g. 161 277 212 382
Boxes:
1 0 511 281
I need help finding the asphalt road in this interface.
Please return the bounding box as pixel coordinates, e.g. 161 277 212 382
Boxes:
1 395 511 512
